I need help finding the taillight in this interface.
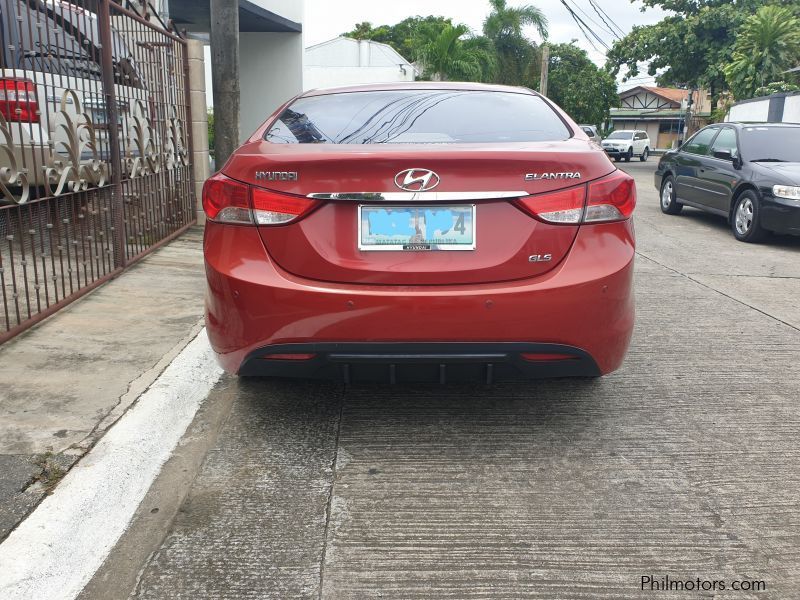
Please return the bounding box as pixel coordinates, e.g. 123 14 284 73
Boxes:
516 186 585 223
515 170 636 224
251 188 316 225
585 170 636 222
0 78 40 123
202 173 316 226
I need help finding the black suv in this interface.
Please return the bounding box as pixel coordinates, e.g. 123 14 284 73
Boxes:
654 123 800 242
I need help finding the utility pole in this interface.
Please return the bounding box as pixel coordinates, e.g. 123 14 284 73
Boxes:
683 88 695 141
210 0 240 167
539 45 550 97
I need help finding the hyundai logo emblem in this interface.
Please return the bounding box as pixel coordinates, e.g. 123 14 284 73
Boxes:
394 168 441 192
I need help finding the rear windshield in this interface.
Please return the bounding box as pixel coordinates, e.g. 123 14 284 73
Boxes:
743 126 800 163
264 90 571 144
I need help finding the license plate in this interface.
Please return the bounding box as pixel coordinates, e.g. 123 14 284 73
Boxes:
358 205 476 251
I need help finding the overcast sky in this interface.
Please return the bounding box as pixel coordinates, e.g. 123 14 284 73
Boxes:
304 0 668 88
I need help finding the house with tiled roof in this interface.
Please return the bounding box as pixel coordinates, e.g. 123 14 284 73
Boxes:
609 86 712 150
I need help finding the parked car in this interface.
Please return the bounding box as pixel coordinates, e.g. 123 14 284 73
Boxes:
655 122 800 242
1 0 150 192
602 130 650 162
580 124 601 143
202 82 636 382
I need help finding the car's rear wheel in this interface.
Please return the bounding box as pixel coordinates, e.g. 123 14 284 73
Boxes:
660 176 682 215
732 191 767 243
624 148 632 162
640 147 649 162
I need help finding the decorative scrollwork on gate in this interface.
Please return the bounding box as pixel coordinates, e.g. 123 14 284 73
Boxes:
0 114 31 204
44 90 109 197
124 99 160 177
163 107 190 171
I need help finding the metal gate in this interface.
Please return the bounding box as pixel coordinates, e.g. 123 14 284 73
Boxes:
0 0 194 343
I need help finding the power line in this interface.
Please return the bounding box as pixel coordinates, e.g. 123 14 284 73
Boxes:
559 0 611 52
588 0 626 39
569 0 618 40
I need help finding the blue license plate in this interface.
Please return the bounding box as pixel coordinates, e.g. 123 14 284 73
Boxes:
358 205 476 251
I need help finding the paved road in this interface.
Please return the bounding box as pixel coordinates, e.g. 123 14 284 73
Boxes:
125 161 800 599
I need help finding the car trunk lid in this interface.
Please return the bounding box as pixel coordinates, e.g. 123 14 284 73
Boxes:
223 140 615 285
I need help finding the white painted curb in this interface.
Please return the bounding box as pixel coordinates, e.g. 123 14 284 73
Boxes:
0 329 223 600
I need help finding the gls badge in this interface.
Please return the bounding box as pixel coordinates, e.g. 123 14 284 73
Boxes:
528 254 552 262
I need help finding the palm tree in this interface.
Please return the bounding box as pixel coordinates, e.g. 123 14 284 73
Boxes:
418 24 496 82
483 0 548 41
724 5 800 100
483 0 548 86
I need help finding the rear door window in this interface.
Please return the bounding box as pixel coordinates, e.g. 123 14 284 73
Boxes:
265 90 571 144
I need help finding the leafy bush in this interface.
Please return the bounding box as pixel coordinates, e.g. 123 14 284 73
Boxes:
753 81 800 97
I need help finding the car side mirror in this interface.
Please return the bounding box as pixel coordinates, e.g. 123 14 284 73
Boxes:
713 150 733 161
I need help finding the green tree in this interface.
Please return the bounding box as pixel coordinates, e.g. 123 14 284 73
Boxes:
341 17 454 63
418 24 497 81
483 0 547 40
724 5 800 99
483 0 547 86
605 0 768 106
547 42 619 126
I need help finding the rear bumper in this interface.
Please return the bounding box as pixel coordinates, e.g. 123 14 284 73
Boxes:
204 220 636 378
240 342 601 382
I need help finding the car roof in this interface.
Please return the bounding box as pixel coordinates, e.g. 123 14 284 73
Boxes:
301 81 537 98
717 122 800 129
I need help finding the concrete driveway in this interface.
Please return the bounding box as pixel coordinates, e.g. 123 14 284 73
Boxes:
93 160 800 599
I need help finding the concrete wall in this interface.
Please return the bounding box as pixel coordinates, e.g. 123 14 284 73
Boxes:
728 99 771 122
305 66 414 91
186 39 210 224
239 31 304 141
304 38 415 90
782 94 800 122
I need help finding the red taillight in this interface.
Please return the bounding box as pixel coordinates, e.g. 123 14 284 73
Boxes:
0 78 40 123
515 170 636 225
516 186 586 224
202 173 316 226
251 187 316 225
202 174 251 223
585 170 636 223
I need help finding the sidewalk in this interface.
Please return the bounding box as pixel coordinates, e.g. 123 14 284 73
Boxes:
0 227 206 540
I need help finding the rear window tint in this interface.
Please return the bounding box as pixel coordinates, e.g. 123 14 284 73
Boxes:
265 90 571 144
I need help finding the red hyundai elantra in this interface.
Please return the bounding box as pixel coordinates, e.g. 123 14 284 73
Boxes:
203 83 635 382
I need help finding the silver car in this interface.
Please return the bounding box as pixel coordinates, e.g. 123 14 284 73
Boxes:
580 124 601 144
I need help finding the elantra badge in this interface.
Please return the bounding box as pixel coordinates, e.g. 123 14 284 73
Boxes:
525 172 581 181
395 168 441 192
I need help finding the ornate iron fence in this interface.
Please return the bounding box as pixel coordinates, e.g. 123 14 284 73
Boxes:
0 0 194 343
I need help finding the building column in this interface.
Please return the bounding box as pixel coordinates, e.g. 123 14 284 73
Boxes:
187 38 210 225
